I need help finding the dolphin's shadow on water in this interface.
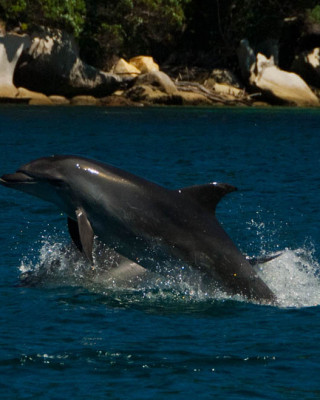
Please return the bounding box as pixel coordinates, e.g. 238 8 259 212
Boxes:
17 238 320 309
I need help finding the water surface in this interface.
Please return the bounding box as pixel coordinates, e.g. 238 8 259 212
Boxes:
0 106 320 399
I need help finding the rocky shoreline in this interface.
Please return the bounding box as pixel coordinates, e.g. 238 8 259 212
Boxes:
1 26 320 107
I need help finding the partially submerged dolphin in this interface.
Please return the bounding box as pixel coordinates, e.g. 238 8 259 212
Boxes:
0 155 276 303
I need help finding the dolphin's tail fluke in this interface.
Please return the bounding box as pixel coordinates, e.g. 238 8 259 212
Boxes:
247 252 282 266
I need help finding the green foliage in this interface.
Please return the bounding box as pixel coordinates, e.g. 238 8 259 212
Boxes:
0 0 85 36
80 0 190 68
39 0 86 36
1 0 320 68
307 5 320 24
0 0 27 19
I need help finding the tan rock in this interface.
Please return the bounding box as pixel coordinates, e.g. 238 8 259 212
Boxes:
205 80 244 99
214 83 244 98
252 101 271 107
16 87 53 105
49 95 70 105
17 87 49 99
129 56 159 73
28 97 53 105
100 95 142 107
70 95 100 106
0 85 18 98
113 58 140 77
250 53 319 106
176 91 213 106
126 84 170 104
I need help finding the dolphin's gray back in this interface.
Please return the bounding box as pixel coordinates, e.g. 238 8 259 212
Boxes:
1 154 276 302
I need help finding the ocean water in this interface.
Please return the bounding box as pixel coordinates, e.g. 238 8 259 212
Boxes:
0 106 320 399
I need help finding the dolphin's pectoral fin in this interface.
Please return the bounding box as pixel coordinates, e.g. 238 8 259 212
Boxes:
76 208 94 263
177 183 237 213
67 217 83 253
67 209 94 263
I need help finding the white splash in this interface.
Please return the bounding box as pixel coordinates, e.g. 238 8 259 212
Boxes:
255 248 320 308
18 238 320 308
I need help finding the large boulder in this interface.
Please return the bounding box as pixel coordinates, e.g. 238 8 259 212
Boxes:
134 71 178 95
250 53 319 106
125 71 179 105
0 29 31 98
14 27 125 97
111 56 159 77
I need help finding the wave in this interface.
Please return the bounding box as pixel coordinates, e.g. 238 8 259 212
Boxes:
18 237 320 309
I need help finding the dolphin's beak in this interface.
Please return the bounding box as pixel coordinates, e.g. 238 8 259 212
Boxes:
0 171 35 186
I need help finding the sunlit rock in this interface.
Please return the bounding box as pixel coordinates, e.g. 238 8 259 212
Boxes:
16 87 53 105
0 27 30 98
113 58 141 77
49 95 70 105
70 95 100 106
129 56 159 73
175 91 213 106
250 53 319 106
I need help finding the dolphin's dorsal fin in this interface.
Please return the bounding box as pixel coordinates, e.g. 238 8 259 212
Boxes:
67 208 94 263
177 183 237 213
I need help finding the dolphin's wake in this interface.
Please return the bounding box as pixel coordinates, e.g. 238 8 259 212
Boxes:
18 237 320 309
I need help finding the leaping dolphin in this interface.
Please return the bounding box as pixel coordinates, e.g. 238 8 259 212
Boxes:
0 155 276 303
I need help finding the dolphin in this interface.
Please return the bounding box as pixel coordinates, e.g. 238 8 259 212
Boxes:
0 155 276 303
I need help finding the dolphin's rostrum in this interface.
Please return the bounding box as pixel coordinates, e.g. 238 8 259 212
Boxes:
0 155 276 303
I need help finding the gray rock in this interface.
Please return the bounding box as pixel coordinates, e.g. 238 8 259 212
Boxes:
14 27 126 97
134 71 178 95
209 68 243 88
126 84 175 105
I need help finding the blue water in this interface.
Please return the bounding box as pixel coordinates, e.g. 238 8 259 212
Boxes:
1 106 320 399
